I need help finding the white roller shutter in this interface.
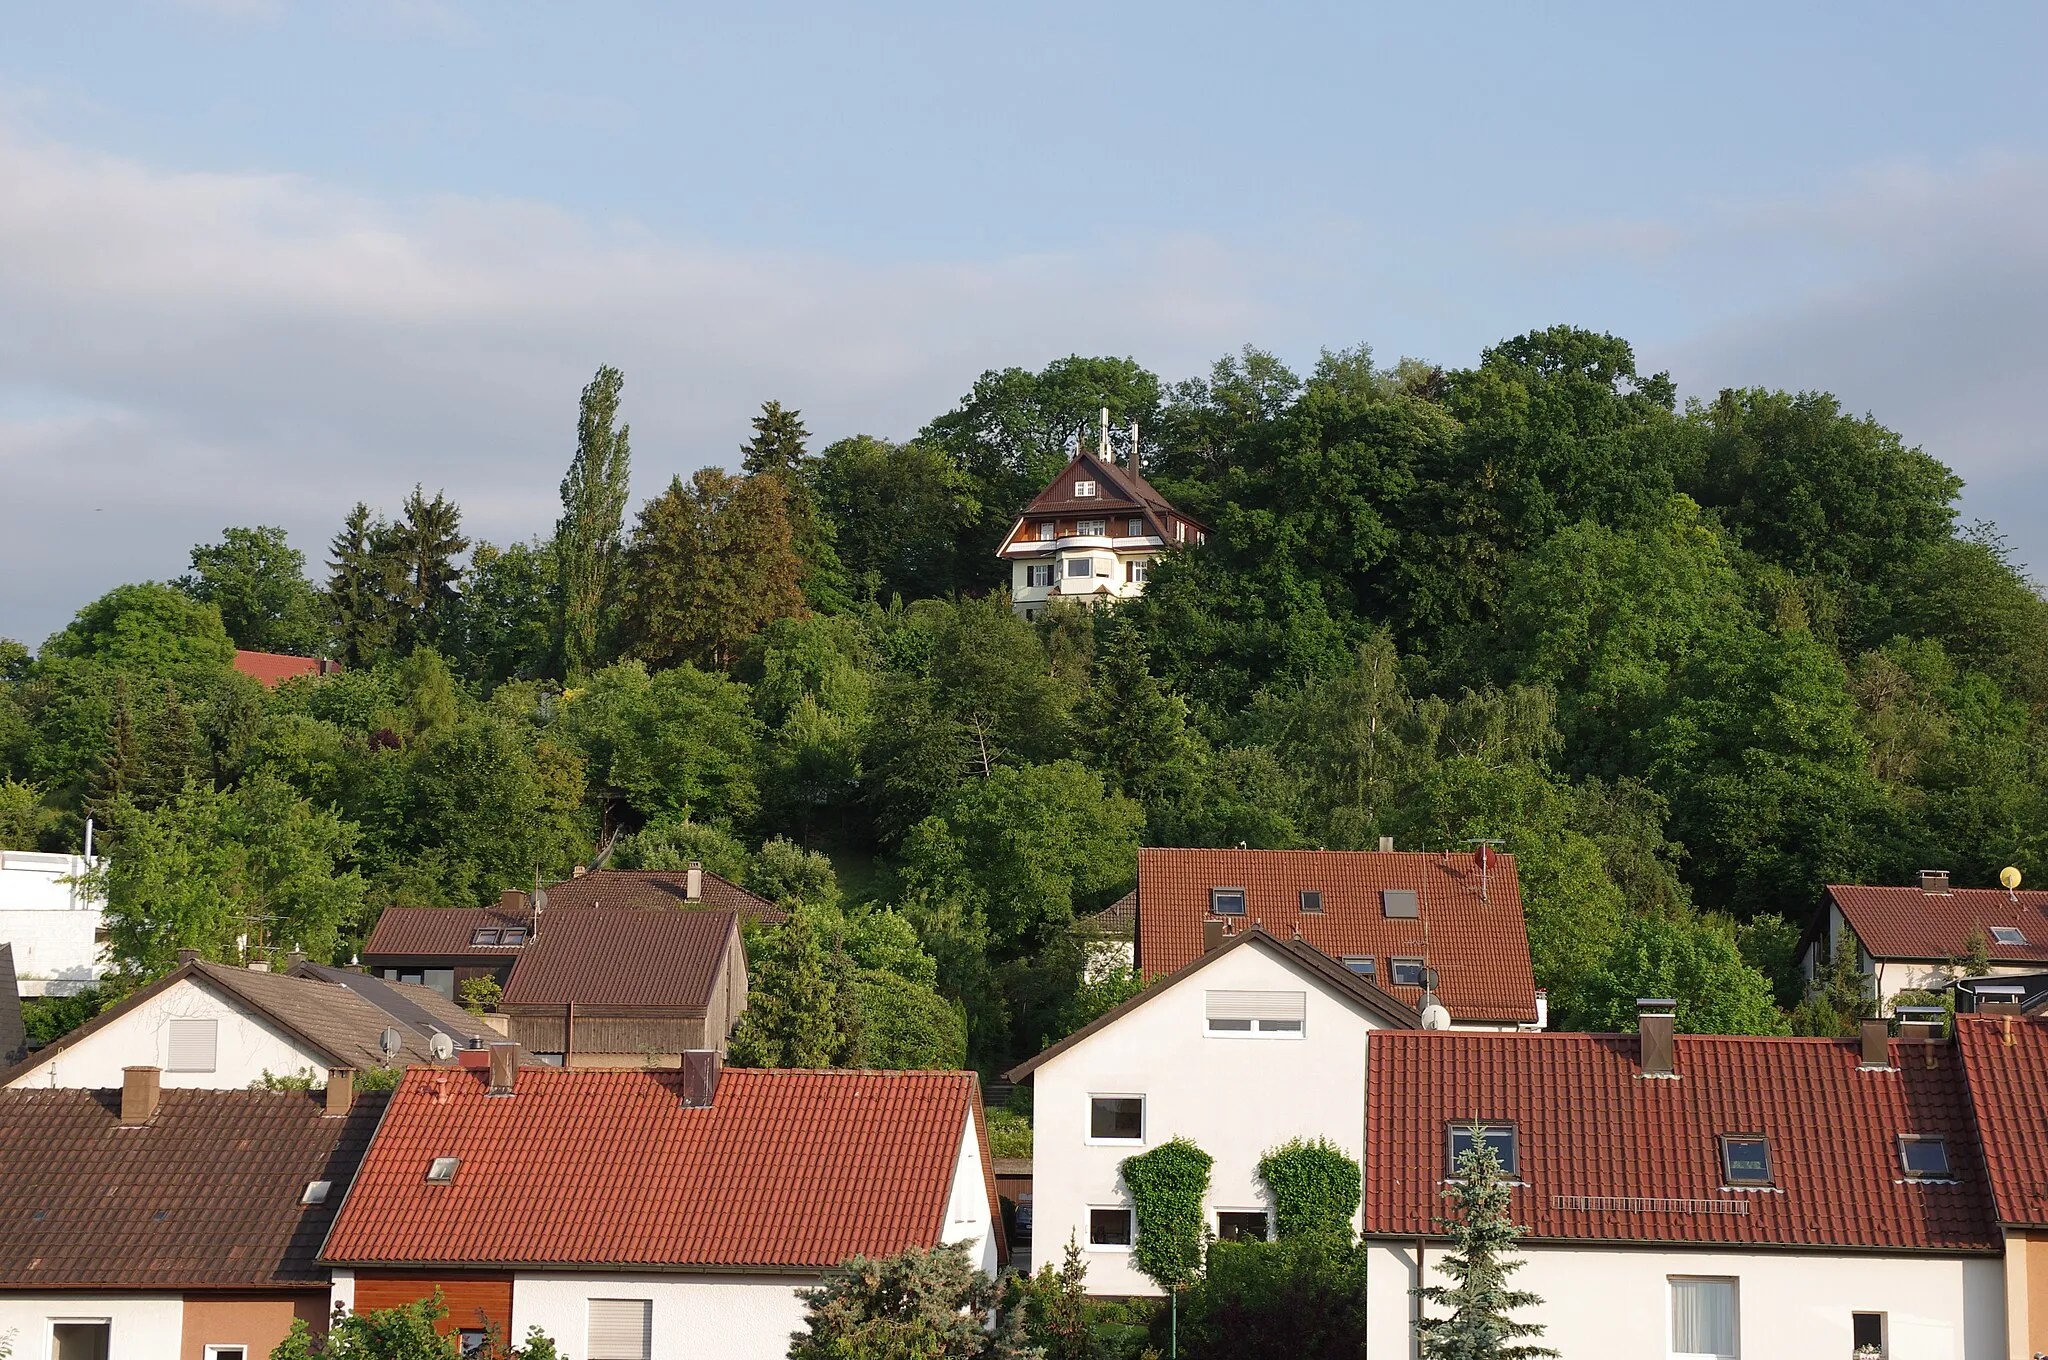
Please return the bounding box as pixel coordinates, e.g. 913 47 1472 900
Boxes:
1205 990 1306 1022
588 1299 651 1360
167 1018 218 1072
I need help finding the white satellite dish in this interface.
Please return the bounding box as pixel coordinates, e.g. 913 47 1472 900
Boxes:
428 1032 456 1062
378 1026 403 1059
1419 988 1452 1031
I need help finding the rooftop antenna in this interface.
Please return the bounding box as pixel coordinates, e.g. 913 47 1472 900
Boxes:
2002 865 2023 903
1129 420 1141 475
531 868 548 940
83 816 93 862
1466 839 1505 903
1099 406 1110 461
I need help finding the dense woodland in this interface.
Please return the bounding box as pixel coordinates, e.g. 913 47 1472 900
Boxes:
5 327 2044 1071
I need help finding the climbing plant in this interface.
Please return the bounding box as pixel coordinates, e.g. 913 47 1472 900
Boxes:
1257 1136 1362 1241
1120 1136 1213 1291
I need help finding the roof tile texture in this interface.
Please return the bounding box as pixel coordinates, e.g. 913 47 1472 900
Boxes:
363 871 781 962
1828 884 2048 963
1137 848 1538 1022
1364 1030 1997 1252
0 1087 385 1287
323 1066 986 1269
195 962 500 1067
499 909 735 1010
232 650 334 687
1956 1014 2048 1227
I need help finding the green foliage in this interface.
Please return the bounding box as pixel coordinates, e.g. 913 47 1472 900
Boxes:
851 968 967 1070
1575 914 1786 1035
813 435 980 602
1413 1135 1556 1360
179 525 329 656
729 906 843 1068
46 583 237 679
1177 1234 1371 1360
1791 926 1875 1037
556 365 633 682
555 661 760 829
1256 1137 1362 1242
354 1063 403 1092
0 778 53 847
1120 1136 1213 1292
273 1297 453 1360
1016 1236 1093 1360
620 467 808 671
20 983 123 1046
250 1067 319 1090
457 975 502 1013
446 539 558 685
986 1106 1033 1159
790 1243 1035 1360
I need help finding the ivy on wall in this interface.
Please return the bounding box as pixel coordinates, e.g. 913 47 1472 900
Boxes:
1257 1136 1362 1241
1120 1137 1213 1290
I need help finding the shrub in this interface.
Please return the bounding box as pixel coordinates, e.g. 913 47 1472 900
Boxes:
1256 1137 1361 1242
457 975 503 1013
789 1243 1032 1359
1120 1136 1212 1291
1178 1234 1370 1360
987 1106 1033 1158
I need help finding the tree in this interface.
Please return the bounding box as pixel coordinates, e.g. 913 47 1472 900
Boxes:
1575 914 1786 1036
445 539 557 685
620 469 807 671
729 907 842 1067
327 504 404 669
388 486 470 651
1080 613 1205 837
179 526 327 655
555 365 633 681
742 400 851 613
44 583 236 679
271 1296 560 1360
554 661 761 830
1017 1236 1095 1360
789 1243 1034 1360
1791 926 1874 1037
1413 1135 1556 1360
812 435 980 602
1121 1137 1213 1293
1178 1234 1372 1360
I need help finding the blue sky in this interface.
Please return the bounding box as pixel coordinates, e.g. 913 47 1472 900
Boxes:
4 2 2047 644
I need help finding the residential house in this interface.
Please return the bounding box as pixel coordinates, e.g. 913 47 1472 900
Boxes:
1132 847 1545 1029
0 843 105 997
1361 1008 2005 1360
231 650 342 687
320 1054 1003 1360
0 1070 384 1360
997 432 1208 620
1799 870 2048 1007
1956 1011 2048 1358
0 946 24 1065
3 957 506 1091
1006 926 1419 1296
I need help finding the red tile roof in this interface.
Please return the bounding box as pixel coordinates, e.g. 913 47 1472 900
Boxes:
0 1087 386 1288
233 650 340 687
1956 1014 2048 1227
1820 884 2048 964
323 1066 998 1270
1363 1030 1997 1252
1135 848 1539 1023
499 909 736 1010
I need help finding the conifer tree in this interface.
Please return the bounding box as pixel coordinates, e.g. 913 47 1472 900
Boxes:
138 681 199 806
728 908 843 1067
1082 613 1205 820
620 468 806 670
326 503 401 668
742 400 850 613
390 485 469 650
1790 926 1876 1036
90 678 143 829
555 365 633 682
1414 1135 1556 1360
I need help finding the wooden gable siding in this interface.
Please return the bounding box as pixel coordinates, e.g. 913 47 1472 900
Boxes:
502 921 747 1057
354 1270 513 1340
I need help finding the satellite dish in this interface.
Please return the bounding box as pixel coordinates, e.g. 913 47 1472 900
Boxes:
1419 989 1451 1031
378 1026 403 1059
2002 866 2024 891
429 1032 456 1062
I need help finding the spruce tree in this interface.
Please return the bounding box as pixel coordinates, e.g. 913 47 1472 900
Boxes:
391 485 469 649
620 468 806 670
728 908 843 1067
138 681 199 806
742 400 850 613
555 365 633 681
1413 1135 1556 1360
89 678 143 829
326 503 400 667
1082 613 1205 820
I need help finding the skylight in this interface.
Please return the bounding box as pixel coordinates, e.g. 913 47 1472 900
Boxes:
1720 1134 1773 1187
1210 887 1246 916
1898 1135 1952 1181
301 1180 331 1205
1298 890 1323 914
1341 956 1376 977
426 1157 460 1185
500 927 527 945
1447 1123 1517 1176
1991 926 2028 947
1381 889 1420 919
471 928 500 946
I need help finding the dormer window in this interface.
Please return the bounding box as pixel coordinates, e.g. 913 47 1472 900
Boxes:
499 927 527 946
1074 480 1097 498
1210 887 1246 916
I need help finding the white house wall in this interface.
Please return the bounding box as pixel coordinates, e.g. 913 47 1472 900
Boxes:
942 1111 1000 1275
1364 1241 2005 1360
0 851 106 996
0 1293 183 1360
511 1273 810 1360
1032 941 1384 1296
4 977 332 1089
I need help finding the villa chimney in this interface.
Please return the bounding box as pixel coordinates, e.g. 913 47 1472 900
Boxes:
1859 1017 1892 1069
1379 836 1395 853
121 1066 161 1126
1920 869 1951 894
1637 999 1677 1078
686 860 703 903
176 949 200 966
680 1050 722 1108
1203 919 1227 953
487 1042 518 1096
325 1067 355 1116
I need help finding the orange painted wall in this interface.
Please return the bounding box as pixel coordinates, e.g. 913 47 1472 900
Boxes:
178 1293 327 1360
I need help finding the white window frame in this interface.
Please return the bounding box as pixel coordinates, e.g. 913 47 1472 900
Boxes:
1066 557 1094 579
49 1319 112 1360
1215 1208 1272 1242
1127 559 1150 584
1074 480 1097 498
1086 1093 1145 1146
586 1298 652 1360
1992 926 2027 946
204 1346 249 1360
1669 1275 1739 1359
1037 521 1057 541
1851 1311 1886 1358
1086 1204 1135 1251
166 1017 218 1073
1126 517 1143 536
1204 990 1307 1039
1025 563 1054 589
1077 518 1107 537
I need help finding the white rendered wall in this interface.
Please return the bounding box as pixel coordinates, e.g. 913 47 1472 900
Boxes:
328 1268 355 1316
0 1293 183 1360
1365 1241 2005 1360
512 1273 810 1360
1031 941 1383 1296
3 976 333 1089
942 1111 1001 1275
0 851 106 996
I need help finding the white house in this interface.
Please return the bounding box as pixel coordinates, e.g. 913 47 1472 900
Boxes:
1362 1011 2007 1360
0 847 105 996
321 1060 1005 1360
1799 872 2048 1007
1006 928 1419 1296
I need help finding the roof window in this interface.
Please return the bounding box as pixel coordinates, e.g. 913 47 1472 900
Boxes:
1341 956 1376 977
471 928 500 946
1298 890 1323 914
1991 926 2028 947
301 1180 331 1205
426 1156 460 1185
499 927 527 945
1210 887 1246 916
1898 1135 1952 1181
1719 1134 1773 1187
1389 957 1426 987
1447 1123 1517 1176
1382 889 1419 919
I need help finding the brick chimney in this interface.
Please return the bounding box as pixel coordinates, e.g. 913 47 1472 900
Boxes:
680 1050 721 1108
1859 1017 1892 1070
1203 918 1227 953
1637 999 1677 1078
121 1066 162 1125
325 1067 355 1116
686 860 703 903
487 1042 518 1096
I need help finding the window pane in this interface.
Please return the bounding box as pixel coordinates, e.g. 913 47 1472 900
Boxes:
1210 888 1246 915
1852 1313 1884 1349
1257 1018 1303 1033
1089 1208 1133 1246
1390 959 1425 986
1217 1211 1268 1242
1670 1277 1738 1357
53 1324 110 1360
1206 1017 1253 1031
1091 1097 1143 1140
1342 956 1375 976
1721 1136 1772 1185
1900 1137 1950 1177
1449 1124 1517 1174
1067 558 1091 578
1381 889 1420 919
1299 891 1323 913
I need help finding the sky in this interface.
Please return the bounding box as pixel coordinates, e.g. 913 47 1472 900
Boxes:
4 1 2047 646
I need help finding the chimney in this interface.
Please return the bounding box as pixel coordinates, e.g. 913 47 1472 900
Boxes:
571 863 587 878
487 1042 518 1096
1637 999 1677 1078
175 949 200 966
121 1066 162 1126
680 1050 722 1108
287 950 306 970
1920 869 1951 894
1859 1017 1892 1069
325 1067 355 1115
497 889 528 913
1203 918 1227 953
1379 836 1395 853
686 860 703 903
1896 1003 1948 1040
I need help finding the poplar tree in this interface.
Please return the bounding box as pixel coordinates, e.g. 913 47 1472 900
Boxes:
555 365 633 682
1414 1136 1556 1360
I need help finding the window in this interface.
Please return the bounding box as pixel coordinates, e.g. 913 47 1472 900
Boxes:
1669 1277 1738 1358
1992 926 2028 946
1089 1096 1144 1142
426 1156 460 1184
1077 518 1107 536
1026 563 1054 588
1390 958 1426 987
206 1349 248 1360
1852 1312 1885 1356
587 1299 652 1360
471 928 500 945
457 1333 488 1359
1175 521 1186 543
1038 521 1057 541
1898 1135 1951 1180
167 1018 218 1072
301 1180 331 1205
1126 517 1143 536
1074 480 1097 498
1210 887 1246 916
1381 888 1420 919
1341 956 1376 978
1206 990 1306 1037
1066 557 1093 579
499 927 527 946
1088 1207 1134 1247
1216 1210 1269 1242
1719 1134 1773 1187
1447 1123 1518 1176
51 1323 110 1360
1298 890 1323 913
1196 531 1206 545
1126 559 1150 584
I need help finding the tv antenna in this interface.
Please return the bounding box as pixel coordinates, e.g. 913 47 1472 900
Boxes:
1465 839 1505 903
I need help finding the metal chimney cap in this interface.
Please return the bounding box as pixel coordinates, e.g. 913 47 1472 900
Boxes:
1635 998 1677 1012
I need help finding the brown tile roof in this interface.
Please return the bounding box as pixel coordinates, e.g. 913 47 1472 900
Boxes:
1362 1029 1998 1253
1956 1014 2048 1227
1003 451 1207 553
1007 926 1420 1080
362 872 781 963
233 650 341 687
1073 890 1136 941
498 909 737 1011
362 904 539 960
542 869 783 922
322 1066 1000 1270
1135 848 1540 1023
0 1087 386 1288
1816 884 2048 964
